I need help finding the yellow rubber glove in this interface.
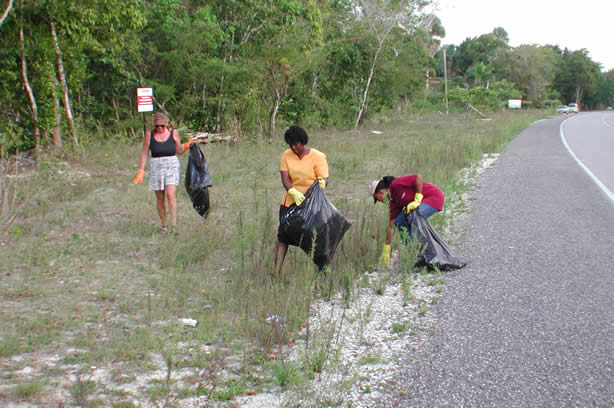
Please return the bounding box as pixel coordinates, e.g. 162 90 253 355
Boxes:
183 140 196 151
404 192 424 214
288 187 305 205
318 177 326 189
379 244 391 266
133 169 144 184
287 187 305 206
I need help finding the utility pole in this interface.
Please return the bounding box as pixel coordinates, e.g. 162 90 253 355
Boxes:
443 47 449 115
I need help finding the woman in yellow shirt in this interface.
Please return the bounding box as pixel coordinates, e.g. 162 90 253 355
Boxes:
274 126 329 279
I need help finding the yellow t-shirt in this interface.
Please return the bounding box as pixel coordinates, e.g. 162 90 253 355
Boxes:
280 148 329 206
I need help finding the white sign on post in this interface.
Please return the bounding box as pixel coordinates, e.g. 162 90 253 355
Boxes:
508 99 522 109
137 87 154 112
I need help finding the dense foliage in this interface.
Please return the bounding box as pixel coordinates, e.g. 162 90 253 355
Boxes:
435 29 611 111
1 1 612 154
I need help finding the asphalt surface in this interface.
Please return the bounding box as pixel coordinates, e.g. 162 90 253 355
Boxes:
396 114 614 407
563 112 614 195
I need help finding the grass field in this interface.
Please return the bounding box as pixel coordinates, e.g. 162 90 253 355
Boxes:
0 110 549 406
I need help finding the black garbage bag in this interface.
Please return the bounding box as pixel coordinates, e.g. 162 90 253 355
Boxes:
401 210 466 271
278 181 352 270
185 143 212 217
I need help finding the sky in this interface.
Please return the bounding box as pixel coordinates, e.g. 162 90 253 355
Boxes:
430 0 613 71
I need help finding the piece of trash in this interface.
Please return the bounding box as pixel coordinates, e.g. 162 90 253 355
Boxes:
371 130 383 134
265 315 282 325
180 318 198 327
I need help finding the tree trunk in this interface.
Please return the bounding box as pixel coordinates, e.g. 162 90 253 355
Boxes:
111 96 120 122
50 20 78 148
269 88 281 138
311 72 318 97
50 73 63 149
355 58 376 128
575 83 583 106
19 18 40 156
216 75 223 132
267 65 288 138
355 40 383 129
0 0 14 29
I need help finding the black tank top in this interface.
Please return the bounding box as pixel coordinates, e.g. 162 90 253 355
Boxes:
150 130 176 158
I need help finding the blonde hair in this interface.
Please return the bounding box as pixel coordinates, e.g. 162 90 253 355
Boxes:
153 112 169 123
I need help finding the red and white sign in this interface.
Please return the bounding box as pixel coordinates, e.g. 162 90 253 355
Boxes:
137 87 154 112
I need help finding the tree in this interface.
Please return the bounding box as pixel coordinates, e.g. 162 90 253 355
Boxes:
491 26 509 43
508 45 557 105
415 14 444 89
18 15 39 153
553 48 600 106
454 32 508 79
255 0 323 136
0 0 145 154
584 70 614 109
139 1 227 129
470 62 493 88
352 0 431 127
0 0 13 28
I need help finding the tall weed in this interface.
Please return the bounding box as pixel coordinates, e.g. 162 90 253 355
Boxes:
0 109 549 405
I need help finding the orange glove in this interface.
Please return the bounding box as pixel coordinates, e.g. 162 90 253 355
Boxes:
183 140 196 151
133 169 144 184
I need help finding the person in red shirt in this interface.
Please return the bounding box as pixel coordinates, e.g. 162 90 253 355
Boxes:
368 175 444 266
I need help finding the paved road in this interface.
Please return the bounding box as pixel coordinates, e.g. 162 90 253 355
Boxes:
563 112 614 196
396 113 614 407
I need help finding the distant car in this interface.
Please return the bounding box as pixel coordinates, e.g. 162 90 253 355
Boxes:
567 103 579 113
556 105 570 114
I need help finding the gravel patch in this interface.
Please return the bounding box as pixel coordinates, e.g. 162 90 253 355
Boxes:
235 153 501 407
0 154 499 407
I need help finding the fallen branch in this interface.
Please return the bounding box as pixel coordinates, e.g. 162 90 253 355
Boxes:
188 132 238 145
466 103 488 119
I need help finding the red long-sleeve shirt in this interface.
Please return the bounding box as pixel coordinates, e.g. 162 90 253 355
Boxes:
388 175 444 220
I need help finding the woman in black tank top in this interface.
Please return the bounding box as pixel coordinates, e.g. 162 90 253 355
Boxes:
149 130 177 158
132 112 196 232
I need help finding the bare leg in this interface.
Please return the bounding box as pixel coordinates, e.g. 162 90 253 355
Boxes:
165 184 177 228
155 190 167 230
274 241 289 280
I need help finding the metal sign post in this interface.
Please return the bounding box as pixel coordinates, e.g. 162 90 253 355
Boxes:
137 87 153 136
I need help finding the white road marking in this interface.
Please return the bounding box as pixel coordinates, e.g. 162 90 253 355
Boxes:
560 116 614 204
